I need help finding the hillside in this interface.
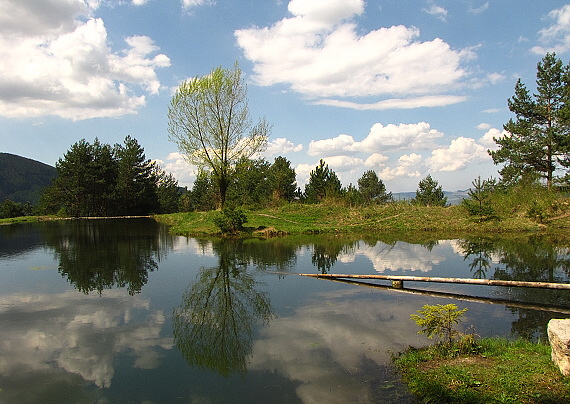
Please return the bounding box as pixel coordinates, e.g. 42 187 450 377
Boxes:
0 153 55 204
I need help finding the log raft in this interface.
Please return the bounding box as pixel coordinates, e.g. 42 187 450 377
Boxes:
297 273 570 290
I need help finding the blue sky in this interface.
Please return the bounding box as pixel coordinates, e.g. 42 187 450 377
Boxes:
1 0 569 192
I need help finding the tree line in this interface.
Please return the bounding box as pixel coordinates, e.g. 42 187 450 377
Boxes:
39 136 179 217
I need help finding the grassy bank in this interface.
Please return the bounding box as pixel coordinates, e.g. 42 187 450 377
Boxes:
154 201 570 238
392 338 570 403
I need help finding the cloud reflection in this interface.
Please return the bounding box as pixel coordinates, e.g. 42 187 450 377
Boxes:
0 289 172 389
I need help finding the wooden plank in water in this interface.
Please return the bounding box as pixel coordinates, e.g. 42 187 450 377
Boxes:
297 273 570 290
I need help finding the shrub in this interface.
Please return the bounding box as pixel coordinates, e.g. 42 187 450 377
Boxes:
213 207 247 234
410 304 468 345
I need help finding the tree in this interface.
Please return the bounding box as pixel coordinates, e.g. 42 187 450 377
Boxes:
155 167 180 214
489 53 570 188
46 138 117 217
268 156 297 202
304 159 342 203
412 174 447 207
114 136 159 215
167 63 270 208
227 157 271 208
189 169 218 211
357 170 392 204
462 176 496 221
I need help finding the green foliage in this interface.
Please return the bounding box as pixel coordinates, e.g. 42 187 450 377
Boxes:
268 156 297 203
213 207 248 234
412 175 447 207
490 53 570 188
42 137 175 217
410 304 468 344
168 62 270 208
227 157 271 208
357 170 392 205
462 176 496 221
304 159 342 203
0 199 32 219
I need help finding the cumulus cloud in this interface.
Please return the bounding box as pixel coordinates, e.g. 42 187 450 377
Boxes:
235 0 473 110
0 0 170 120
532 5 570 54
380 153 423 181
264 137 304 156
364 153 389 168
427 136 489 172
308 122 444 158
156 152 197 187
479 127 506 150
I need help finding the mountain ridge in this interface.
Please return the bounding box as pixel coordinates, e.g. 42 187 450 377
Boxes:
0 153 56 204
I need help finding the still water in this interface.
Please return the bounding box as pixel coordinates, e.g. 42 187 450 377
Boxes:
1 218 570 403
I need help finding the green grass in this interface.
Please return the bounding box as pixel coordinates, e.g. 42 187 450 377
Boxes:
393 338 570 404
155 199 570 238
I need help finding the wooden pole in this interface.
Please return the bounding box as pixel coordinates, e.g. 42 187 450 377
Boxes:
297 273 570 290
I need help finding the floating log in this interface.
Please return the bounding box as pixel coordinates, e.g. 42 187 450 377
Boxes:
297 273 570 290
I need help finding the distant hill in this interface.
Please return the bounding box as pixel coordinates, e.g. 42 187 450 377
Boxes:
392 190 469 205
0 153 56 204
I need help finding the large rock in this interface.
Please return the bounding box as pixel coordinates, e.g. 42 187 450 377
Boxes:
548 319 570 376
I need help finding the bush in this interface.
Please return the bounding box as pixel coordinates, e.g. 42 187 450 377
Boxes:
410 304 468 345
213 207 247 234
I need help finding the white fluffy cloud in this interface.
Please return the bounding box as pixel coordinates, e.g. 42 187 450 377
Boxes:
532 4 570 54
235 0 472 109
380 153 423 180
264 137 304 156
308 122 443 157
427 136 489 172
0 0 170 120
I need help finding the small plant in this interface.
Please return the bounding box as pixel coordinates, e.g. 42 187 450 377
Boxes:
462 176 496 221
410 304 468 345
213 207 247 234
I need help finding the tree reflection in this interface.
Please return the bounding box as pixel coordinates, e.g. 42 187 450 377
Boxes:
458 238 496 279
172 239 273 377
42 218 171 294
311 236 358 274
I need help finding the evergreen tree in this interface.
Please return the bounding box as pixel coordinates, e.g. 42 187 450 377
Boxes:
155 167 180 213
268 156 297 202
114 136 159 215
190 169 218 211
412 175 447 207
227 157 271 208
304 160 342 203
489 53 570 188
357 170 392 204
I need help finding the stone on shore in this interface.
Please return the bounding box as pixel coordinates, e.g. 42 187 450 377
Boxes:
548 318 570 376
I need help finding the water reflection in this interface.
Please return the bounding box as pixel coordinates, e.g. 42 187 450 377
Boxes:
173 239 274 377
41 218 172 294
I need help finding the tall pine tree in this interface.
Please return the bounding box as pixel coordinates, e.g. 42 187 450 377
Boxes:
489 53 570 188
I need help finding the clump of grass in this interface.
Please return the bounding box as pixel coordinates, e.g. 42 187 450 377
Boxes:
393 337 570 403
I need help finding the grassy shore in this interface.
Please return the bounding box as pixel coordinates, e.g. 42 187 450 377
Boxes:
154 201 570 238
392 338 570 404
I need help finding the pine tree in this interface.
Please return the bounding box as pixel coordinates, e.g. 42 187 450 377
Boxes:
489 53 570 188
412 175 447 207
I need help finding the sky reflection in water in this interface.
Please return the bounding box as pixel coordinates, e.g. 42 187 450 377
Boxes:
0 219 569 403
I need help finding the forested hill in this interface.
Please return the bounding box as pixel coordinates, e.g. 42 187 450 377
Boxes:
0 153 55 204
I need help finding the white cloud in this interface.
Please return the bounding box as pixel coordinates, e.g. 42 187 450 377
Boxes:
235 0 473 108
0 0 170 120
477 122 492 130
468 2 490 15
159 152 197 187
316 95 467 110
307 122 444 158
364 153 389 168
182 0 214 10
379 153 423 180
308 134 358 157
532 5 570 54
264 137 303 156
427 136 489 172
479 128 506 150
424 2 448 22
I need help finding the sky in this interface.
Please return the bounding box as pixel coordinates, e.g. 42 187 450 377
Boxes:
1 0 569 192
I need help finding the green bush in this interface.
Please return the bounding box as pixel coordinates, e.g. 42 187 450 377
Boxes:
213 207 247 234
410 304 468 345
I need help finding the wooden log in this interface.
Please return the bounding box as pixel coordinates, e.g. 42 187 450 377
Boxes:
298 273 570 290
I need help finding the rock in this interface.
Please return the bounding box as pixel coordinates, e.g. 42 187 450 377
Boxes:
548 319 570 376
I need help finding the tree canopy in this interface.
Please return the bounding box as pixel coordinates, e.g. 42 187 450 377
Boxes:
489 53 570 188
412 175 447 207
168 63 270 208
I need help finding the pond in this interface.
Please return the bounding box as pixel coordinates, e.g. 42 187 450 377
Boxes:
1 218 570 403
